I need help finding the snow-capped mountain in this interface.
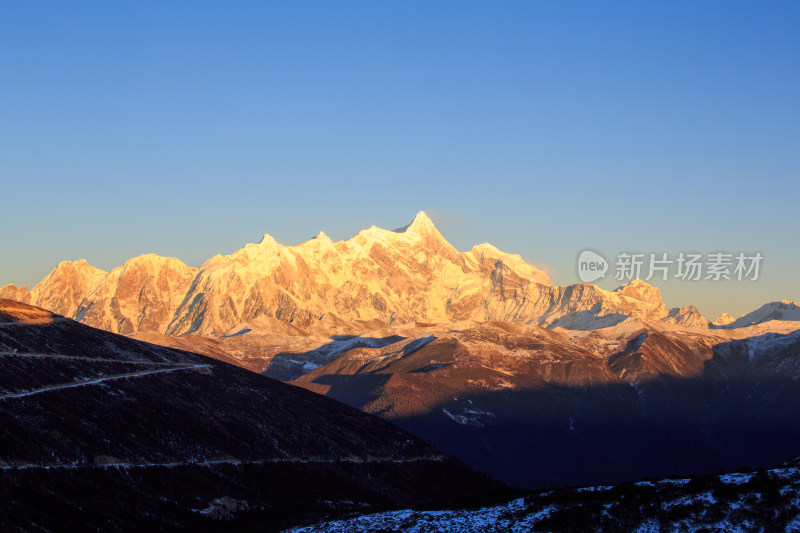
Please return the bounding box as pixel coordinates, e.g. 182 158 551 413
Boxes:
721 300 800 329
0 212 709 336
713 312 736 326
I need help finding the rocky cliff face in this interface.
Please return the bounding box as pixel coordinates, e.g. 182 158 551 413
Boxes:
664 305 709 328
0 284 31 305
28 259 107 317
0 212 702 336
76 254 198 334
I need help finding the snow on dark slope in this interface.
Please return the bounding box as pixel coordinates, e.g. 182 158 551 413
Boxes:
289 458 800 532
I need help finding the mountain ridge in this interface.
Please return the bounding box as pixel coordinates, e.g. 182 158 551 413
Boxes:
0 212 713 338
289 317 800 488
0 212 795 338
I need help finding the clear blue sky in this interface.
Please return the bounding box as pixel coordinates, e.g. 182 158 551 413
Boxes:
1 1 798 319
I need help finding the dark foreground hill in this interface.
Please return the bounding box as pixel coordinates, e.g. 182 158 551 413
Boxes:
0 299 497 531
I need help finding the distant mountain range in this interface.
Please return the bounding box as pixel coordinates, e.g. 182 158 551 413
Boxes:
715 300 800 329
1 211 750 337
2 212 799 493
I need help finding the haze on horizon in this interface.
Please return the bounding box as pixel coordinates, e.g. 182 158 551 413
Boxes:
1 2 798 320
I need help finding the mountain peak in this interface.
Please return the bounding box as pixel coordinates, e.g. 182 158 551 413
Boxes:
121 254 192 271
258 233 280 247
472 243 502 255
614 280 663 306
393 211 437 235
295 230 336 250
47 258 106 277
713 313 735 326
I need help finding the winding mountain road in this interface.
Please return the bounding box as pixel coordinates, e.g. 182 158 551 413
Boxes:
0 455 446 471
0 353 211 400
0 351 196 365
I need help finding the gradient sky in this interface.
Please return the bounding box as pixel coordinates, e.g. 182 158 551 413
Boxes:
1 2 798 320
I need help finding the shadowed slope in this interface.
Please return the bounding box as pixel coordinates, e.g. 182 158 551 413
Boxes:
292 321 800 489
0 299 497 530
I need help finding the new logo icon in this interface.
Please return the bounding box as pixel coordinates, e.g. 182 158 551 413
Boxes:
577 250 608 283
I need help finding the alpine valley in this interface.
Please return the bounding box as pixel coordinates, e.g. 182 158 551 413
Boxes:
2 212 799 530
